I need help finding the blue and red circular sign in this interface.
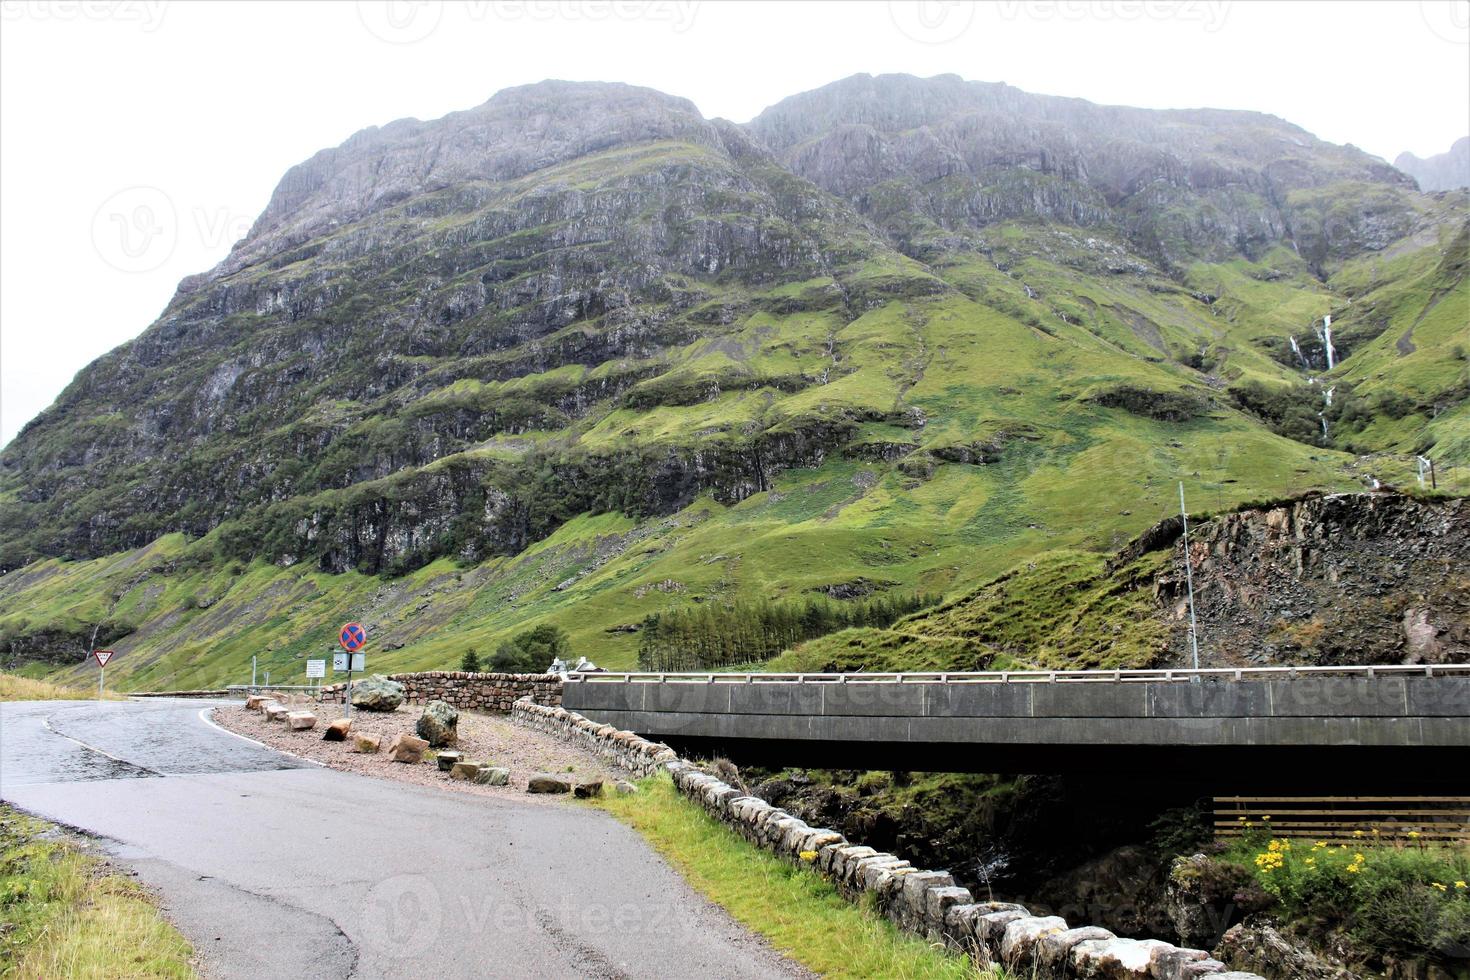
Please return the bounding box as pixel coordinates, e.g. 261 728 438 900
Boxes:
339 621 367 652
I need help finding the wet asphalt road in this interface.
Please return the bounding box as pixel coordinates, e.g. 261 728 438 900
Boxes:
0 699 806 979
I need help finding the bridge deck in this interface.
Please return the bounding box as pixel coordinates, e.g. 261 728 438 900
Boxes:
561 666 1470 785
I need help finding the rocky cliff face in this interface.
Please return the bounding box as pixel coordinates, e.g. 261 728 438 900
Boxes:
1395 136 1470 192
1154 492 1470 667
749 73 1416 267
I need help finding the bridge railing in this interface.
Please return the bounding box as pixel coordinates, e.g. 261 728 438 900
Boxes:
570 664 1470 684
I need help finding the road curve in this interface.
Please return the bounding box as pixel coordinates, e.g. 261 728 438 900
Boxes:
0 699 807 979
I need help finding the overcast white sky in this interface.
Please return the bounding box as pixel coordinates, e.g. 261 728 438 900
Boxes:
2 0 1468 447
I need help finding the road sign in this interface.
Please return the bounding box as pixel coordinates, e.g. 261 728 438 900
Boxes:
333 652 365 672
305 659 326 679
93 649 114 667
339 622 367 652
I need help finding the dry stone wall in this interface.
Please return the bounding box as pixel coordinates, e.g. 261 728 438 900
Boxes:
317 671 562 710
512 699 1267 980
512 699 678 777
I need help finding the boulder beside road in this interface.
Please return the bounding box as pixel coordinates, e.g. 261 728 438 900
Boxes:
474 767 510 786
350 675 405 712
527 773 574 794
322 718 352 741
353 733 382 754
416 699 459 747
287 711 317 731
386 732 428 763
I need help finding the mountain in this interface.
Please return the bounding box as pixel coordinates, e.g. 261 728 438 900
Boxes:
1396 137 1470 192
1 74 1467 690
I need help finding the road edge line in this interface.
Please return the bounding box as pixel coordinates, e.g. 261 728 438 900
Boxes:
197 707 329 768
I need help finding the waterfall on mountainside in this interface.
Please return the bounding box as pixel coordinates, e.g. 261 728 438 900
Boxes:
1289 335 1309 368
1321 315 1336 369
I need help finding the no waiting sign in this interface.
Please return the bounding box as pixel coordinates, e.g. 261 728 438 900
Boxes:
339 622 367 652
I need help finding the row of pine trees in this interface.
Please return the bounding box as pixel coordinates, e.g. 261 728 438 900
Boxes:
636 592 936 671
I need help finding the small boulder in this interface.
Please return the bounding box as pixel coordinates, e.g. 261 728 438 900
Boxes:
435 750 463 772
286 711 317 731
263 703 289 721
245 694 270 710
526 773 573 794
574 778 605 799
322 717 352 741
613 780 639 795
474 767 510 786
353 733 382 754
386 732 428 763
350 675 405 712
449 761 482 781
416 700 459 747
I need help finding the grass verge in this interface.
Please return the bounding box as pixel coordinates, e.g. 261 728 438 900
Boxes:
0 673 122 702
597 773 998 978
0 805 194 978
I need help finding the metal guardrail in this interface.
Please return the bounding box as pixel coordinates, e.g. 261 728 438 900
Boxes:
226 684 323 693
569 664 1470 685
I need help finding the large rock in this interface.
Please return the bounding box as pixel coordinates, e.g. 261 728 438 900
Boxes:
416 700 459 747
474 767 510 786
449 761 482 781
286 711 317 730
322 717 352 741
263 703 289 721
1214 921 1355 980
245 694 271 710
353 733 382 753
527 773 574 794
573 778 604 799
350 675 404 712
385 732 428 763
435 750 463 772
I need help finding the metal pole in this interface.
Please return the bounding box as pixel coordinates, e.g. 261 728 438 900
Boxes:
346 655 353 719
252 654 257 688
1179 482 1201 671
98 663 104 701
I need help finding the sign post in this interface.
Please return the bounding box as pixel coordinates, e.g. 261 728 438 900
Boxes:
93 649 114 699
306 659 326 689
338 622 367 717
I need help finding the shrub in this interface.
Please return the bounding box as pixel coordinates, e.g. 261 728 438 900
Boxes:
1226 826 1470 965
491 624 570 673
459 648 481 672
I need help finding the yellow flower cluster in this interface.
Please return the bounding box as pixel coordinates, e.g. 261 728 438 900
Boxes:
798 850 818 862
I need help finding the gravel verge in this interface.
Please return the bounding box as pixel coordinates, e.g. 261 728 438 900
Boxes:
212 697 619 803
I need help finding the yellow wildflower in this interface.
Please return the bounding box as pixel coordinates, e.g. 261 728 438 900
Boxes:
1455 881 1467 889
1408 831 1421 839
1352 830 1364 838
1432 882 1448 892
798 850 818 862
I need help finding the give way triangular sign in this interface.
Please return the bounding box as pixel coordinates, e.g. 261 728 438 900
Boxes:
93 649 115 667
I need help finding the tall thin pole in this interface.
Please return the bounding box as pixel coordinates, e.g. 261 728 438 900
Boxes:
252 654 257 688
98 662 104 701
1179 482 1201 670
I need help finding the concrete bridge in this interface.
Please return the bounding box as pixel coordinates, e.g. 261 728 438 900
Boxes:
562 665 1470 789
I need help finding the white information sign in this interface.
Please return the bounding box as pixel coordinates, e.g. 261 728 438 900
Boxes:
305 659 326 679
